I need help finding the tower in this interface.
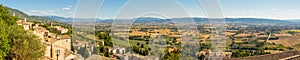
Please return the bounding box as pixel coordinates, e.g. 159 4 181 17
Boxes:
13 13 15 17
266 32 271 42
24 18 27 22
50 22 53 27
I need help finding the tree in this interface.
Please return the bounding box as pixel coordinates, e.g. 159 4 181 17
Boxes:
0 19 10 59
141 44 144 48
0 5 13 59
104 48 110 57
96 32 113 57
198 54 205 60
0 5 45 60
8 25 45 60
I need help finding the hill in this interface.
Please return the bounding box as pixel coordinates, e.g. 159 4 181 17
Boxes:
6 7 30 19
286 19 300 23
4 5 296 25
44 16 73 22
95 17 294 24
5 6 55 23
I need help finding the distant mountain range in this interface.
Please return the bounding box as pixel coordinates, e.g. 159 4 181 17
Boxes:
5 6 298 24
42 16 294 24
44 16 73 22
286 19 300 23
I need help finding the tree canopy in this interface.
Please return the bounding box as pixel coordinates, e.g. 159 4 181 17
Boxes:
0 5 45 60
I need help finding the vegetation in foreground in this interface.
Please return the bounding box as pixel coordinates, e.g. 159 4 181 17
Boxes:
0 5 45 60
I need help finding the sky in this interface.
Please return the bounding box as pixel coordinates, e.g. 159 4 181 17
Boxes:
0 0 77 18
0 0 300 20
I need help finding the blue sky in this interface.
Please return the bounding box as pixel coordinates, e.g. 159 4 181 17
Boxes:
0 0 77 18
1 0 300 19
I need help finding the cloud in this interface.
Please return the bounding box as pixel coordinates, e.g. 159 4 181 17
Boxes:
48 10 55 13
271 8 278 11
62 7 71 10
62 6 72 10
26 5 74 18
67 6 72 8
28 10 40 13
27 9 74 18
227 9 300 19
287 9 294 12
28 10 57 16
260 9 300 19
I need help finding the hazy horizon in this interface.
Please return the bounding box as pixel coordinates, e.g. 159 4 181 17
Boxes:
1 0 300 19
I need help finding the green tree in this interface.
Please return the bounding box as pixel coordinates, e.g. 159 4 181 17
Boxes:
0 5 13 59
0 5 45 60
96 32 113 57
8 25 45 60
0 19 10 60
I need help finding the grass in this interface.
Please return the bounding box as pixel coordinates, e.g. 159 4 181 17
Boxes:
292 43 300 51
111 38 130 47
